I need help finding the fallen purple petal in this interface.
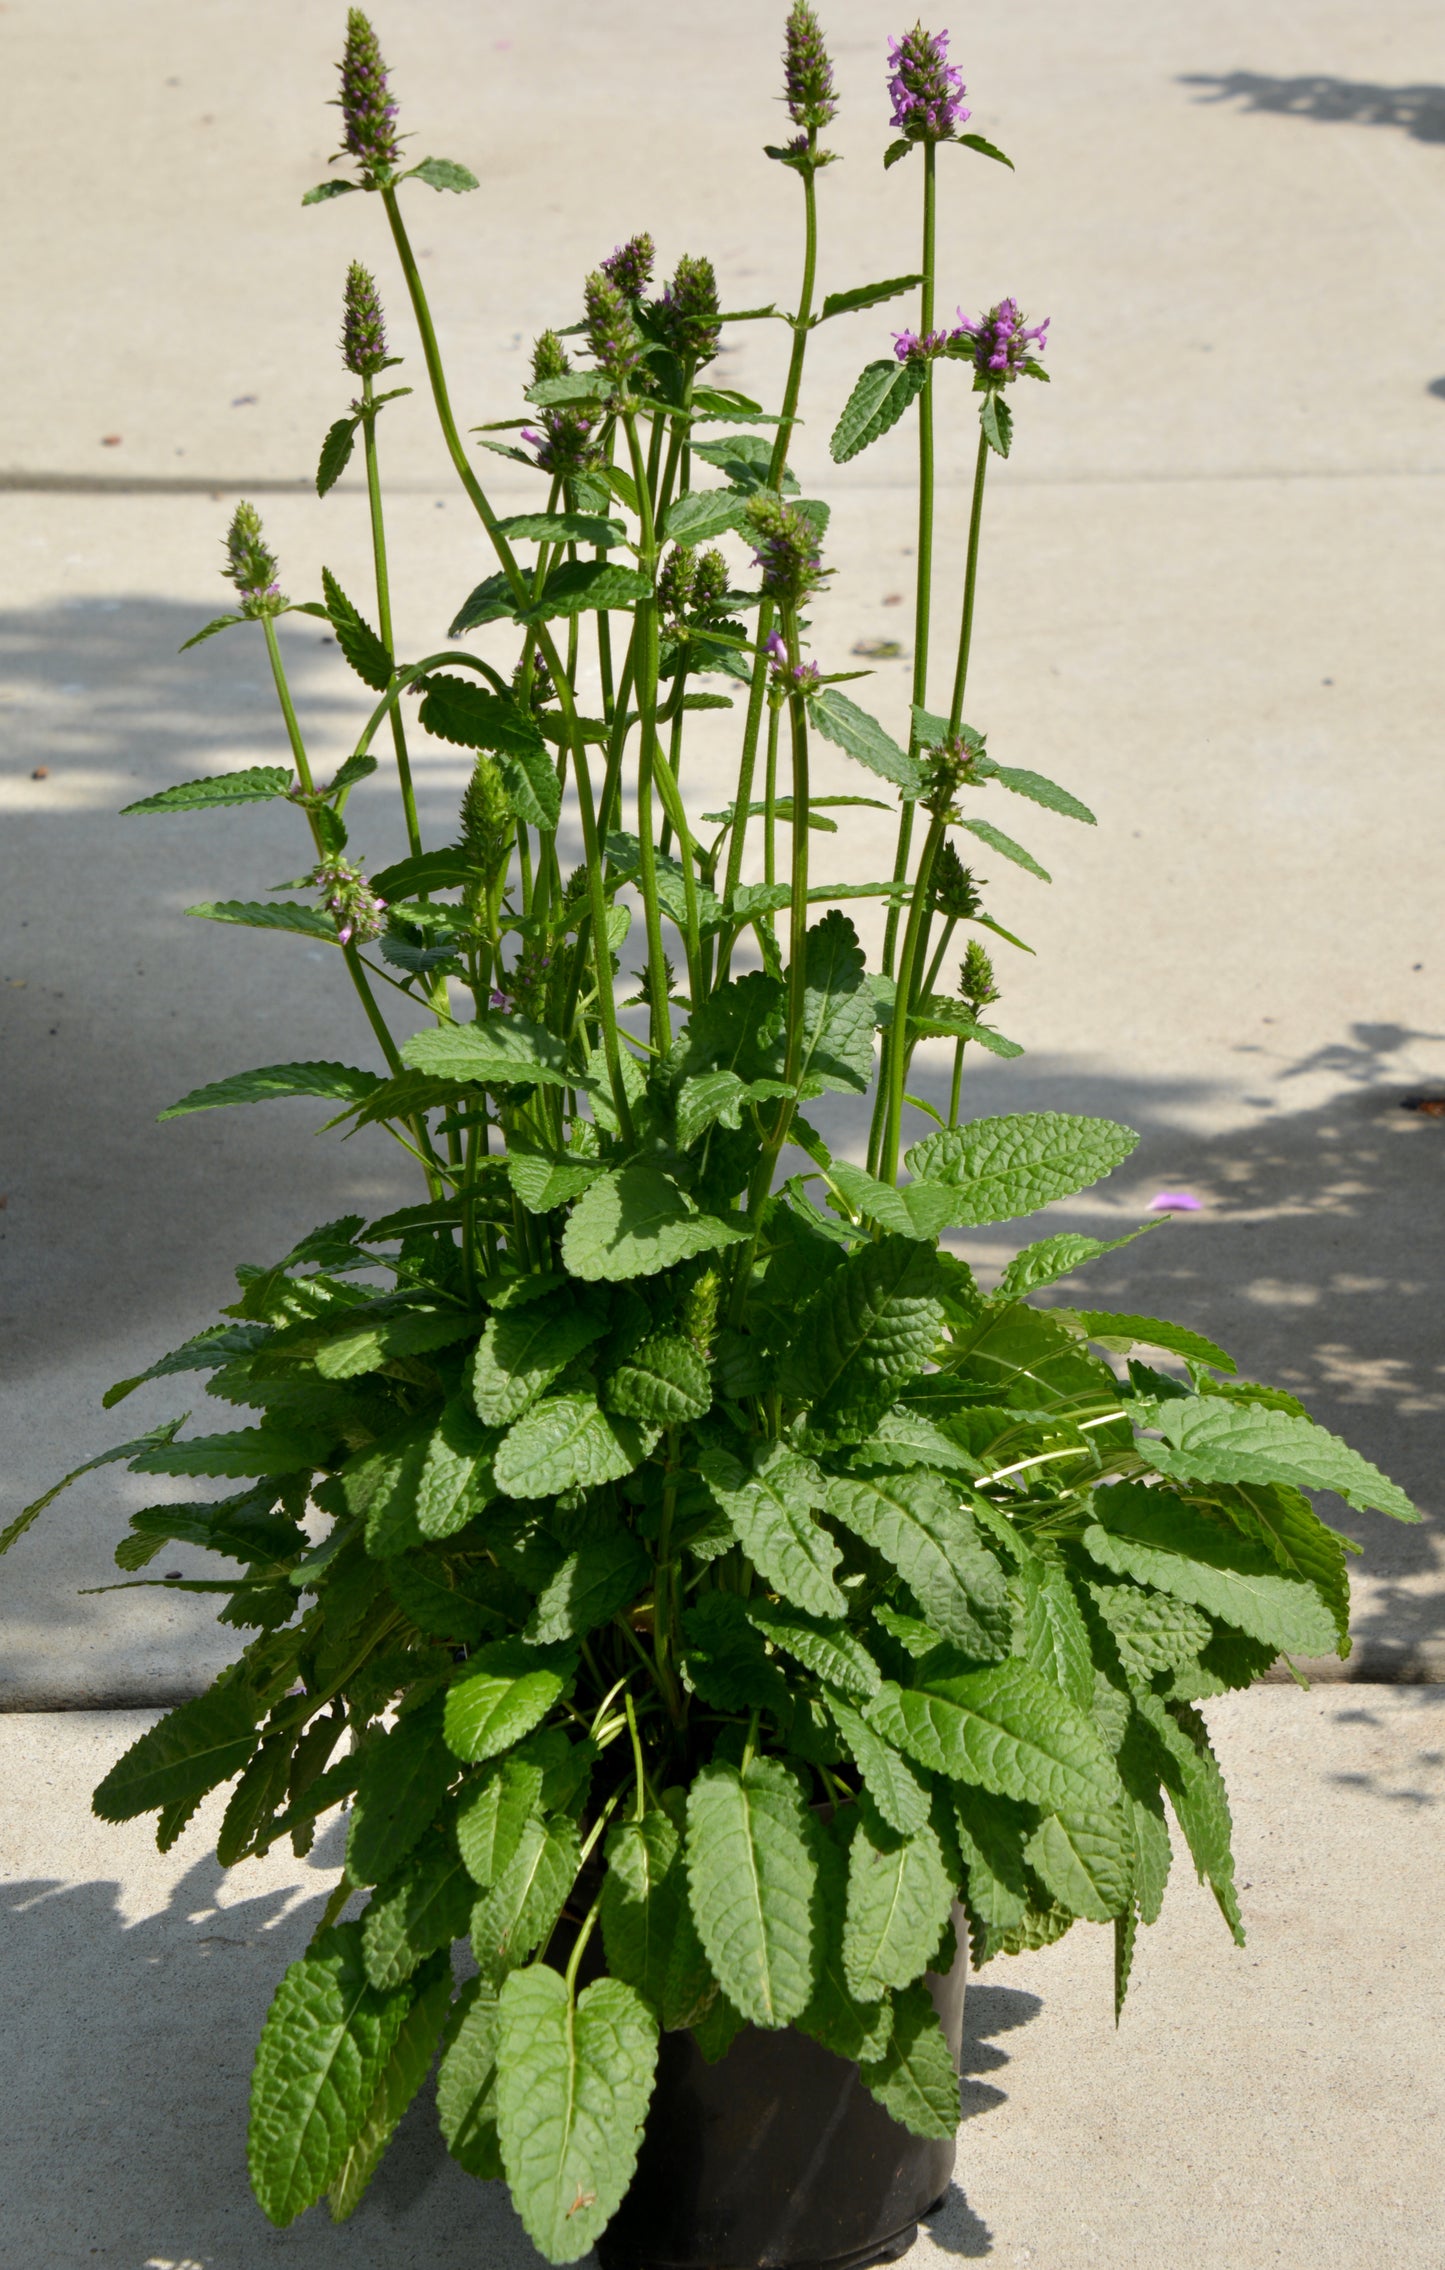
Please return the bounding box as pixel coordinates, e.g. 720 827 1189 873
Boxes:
1147 1190 1203 1213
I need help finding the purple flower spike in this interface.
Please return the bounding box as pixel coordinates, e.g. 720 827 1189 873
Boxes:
654 253 722 365
600 233 656 301
784 2 838 131
338 9 402 177
340 261 388 377
893 326 948 363
951 297 1049 383
888 23 969 142
310 856 387 948
765 626 823 695
584 269 643 389
747 495 828 608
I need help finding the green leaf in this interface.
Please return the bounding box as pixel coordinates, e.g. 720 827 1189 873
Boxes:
826 1470 1009 1658
959 814 1046 878
808 689 923 794
0 1416 188 1557
457 1749 546 1887
494 511 626 546
681 1593 791 1715
1070 1311 1236 1372
686 1756 817 2029
508 1144 604 1214
417 1400 499 1540
416 677 561 834
92 1681 260 1822
526 1527 652 1644
783 1236 945 1432
868 1660 1122 1814
361 1831 475 1989
980 391 1013 459
796 1817 895 2064
698 1441 845 1618
561 1164 749 1283
436 1979 504 2179
402 1013 570 1091
449 571 518 635
1222 1481 1353 1656
521 559 652 622
496 1966 659 2264
821 273 925 321
469 1299 607 1427
129 1425 322 1478
123 764 290 813
1134 1694 1244 1943
340 1424 427 1556
178 612 248 649
328 1961 453 2222
745 1599 881 1699
982 761 1094 824
406 155 480 191
471 1813 581 1984
952 1784 1031 1935
825 1694 932 1834
444 1643 571 1764
320 568 393 693
302 178 360 203
495 1393 655 1501
347 1700 454 1884
905 1112 1139 1226
882 137 913 169
247 1923 413 2225
601 1333 712 1426
957 130 1014 167
186 899 338 942
692 431 796 491
316 417 358 498
858 1978 959 2139
1089 1581 1212 1684
993 1227 1158 1303
1082 1482 1339 1656
1139 1398 1418 1524
1018 1560 1096 1707
312 1306 480 1381
788 909 876 1096
662 489 748 543
829 1159 956 1241
830 357 928 463
601 1811 717 2031
157 1060 382 1122
1023 1803 1132 1923
844 1810 955 1999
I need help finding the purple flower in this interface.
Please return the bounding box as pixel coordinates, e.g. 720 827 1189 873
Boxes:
337 9 402 177
892 326 948 363
310 856 386 948
340 261 388 377
888 23 969 141
783 2 838 131
653 253 721 365
222 500 287 615
489 988 513 1012
520 412 597 477
583 269 643 389
765 627 822 693
600 233 656 301
950 297 1049 382
747 495 827 608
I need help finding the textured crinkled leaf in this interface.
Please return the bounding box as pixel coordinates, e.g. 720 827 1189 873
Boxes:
1023 1804 1132 1923
321 568 393 693
958 815 1047 880
662 488 749 543
1018 1560 1095 1708
681 1592 791 1714
508 1144 604 1213
340 1424 427 1557
601 1812 717 2031
699 1441 845 1617
361 1833 475 1989
124 765 291 813
869 1660 1121 1813
783 1235 945 1429
980 762 1094 823
494 510 626 547
796 1816 896 2064
826 1471 1009 1657
830 356 928 463
525 1527 651 1643
858 1978 959 2140
821 271 925 320
187 898 338 941
807 688 923 794
416 1400 499 1541
157 1059 383 1122
1139 1398 1418 1523
316 416 358 499
468 1300 607 1427
444 1645 570 1765
826 1693 933 1835
403 1014 570 1092
496 1966 659 2263
494 1393 655 1500
327 1959 452 2222
562 1164 749 1282
247 1923 412 2226
407 155 480 191
436 1978 504 2179
129 1425 321 1479
1088 1581 1212 1683
601 1333 712 1425
952 1784 1032 1935
92 1681 261 1822
1221 1481 1353 1655
686 1756 817 2028
745 1599 881 1699
1134 1694 1244 1944
1069 1311 1237 1373
788 910 876 1097
347 1701 453 1885
993 1227 1157 1303
456 1752 545 1887
905 1113 1138 1226
844 1811 955 2000
470 1812 580 1983
1083 1482 1337 1655
519 559 652 622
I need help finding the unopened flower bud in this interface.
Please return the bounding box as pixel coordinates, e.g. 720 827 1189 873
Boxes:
461 753 512 886
921 736 976 816
310 855 386 947
583 270 643 389
746 495 828 607
959 938 999 1009
691 548 730 614
519 410 598 478
337 8 402 177
340 261 389 377
681 1268 720 1351
784 2 838 131
656 545 697 623
888 23 969 141
931 841 983 920
654 253 722 366
600 233 656 301
223 500 286 615
950 298 1049 383
531 329 570 385
511 652 556 711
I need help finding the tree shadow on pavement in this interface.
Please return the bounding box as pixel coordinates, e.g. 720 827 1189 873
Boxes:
1179 71 1445 144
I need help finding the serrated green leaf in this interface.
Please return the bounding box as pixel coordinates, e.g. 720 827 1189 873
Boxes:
686 1756 817 2029
494 1393 655 1501
783 1235 944 1431
1088 1581 1212 1683
825 1694 933 1835
808 688 923 794
471 1813 580 1984
302 178 360 203
795 1818 896 2063
91 1682 260 1822
123 765 291 814
407 155 480 191
601 1333 712 1426
959 814 1045 877
982 761 1094 824
327 1958 452 2222
1221 1480 1353 1655
844 1811 954 2000
417 1399 499 1541
1023 1803 1132 1923
402 1012 570 1092
496 1966 658 2263
601 1811 717 2031
495 510 626 546
952 1784 1031 1935
681 1593 791 1714
521 559 652 622
0 1414 188 1557
826 1470 1009 1657
561 1164 749 1283
340 1423 427 1557
526 1527 652 1644
456 1749 547 1887
745 1599 880 1699
830 357 928 463
905 1112 1139 1227
821 273 925 321
178 613 248 651
1134 1694 1244 1943
882 137 913 169
980 391 1013 458
698 1441 844 1617
993 1227 1158 1303
129 1426 321 1478
858 1977 959 2139
436 1979 504 2179
1139 1399 1417 1523
662 488 748 543
444 1645 570 1766
248 1922 413 2226
316 417 359 498
347 1701 453 1884
186 899 337 941
361 1831 475 1989
1083 1481 1338 1656
320 568 393 693
1019 1560 1095 1708
314 1306 480 1382
469 1300 607 1427
787 909 876 1097
1074 1309 1237 1369
507 1143 604 1214
869 1660 1121 1814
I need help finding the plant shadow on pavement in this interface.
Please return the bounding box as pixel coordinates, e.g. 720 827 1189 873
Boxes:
0 1808 1029 2267
1178 71 1445 144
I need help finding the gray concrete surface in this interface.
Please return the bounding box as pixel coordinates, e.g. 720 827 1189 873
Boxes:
4 1690 1440 2269
2 4 1443 1700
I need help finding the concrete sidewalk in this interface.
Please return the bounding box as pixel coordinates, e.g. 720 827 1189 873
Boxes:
4 1690 1440 2270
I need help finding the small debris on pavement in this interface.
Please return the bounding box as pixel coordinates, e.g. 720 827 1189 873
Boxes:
1400 1094 1445 1117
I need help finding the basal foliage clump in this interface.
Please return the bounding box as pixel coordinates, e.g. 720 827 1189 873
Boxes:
7 10 1418 2263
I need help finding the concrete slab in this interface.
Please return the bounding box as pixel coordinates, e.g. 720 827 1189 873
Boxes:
3 0 1443 1698
3 1689 1440 2268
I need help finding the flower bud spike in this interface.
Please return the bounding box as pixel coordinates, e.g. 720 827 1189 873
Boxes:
654 254 722 365
783 2 838 130
960 937 999 1009
887 22 969 142
746 495 829 608
690 548 730 615
340 261 389 377
583 269 643 389
530 330 571 385
461 753 512 886
337 9 402 180
309 855 386 947
222 500 286 616
600 233 656 301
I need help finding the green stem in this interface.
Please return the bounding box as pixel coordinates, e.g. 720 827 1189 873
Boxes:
949 422 991 731
261 614 316 798
360 373 422 860
623 410 671 1057
948 1036 966 1127
763 698 781 894
880 805 949 1185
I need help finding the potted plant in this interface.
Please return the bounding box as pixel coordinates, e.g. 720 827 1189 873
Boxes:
6 11 1417 2267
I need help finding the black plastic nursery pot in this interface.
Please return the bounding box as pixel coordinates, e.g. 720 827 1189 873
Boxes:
595 1916 967 2270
